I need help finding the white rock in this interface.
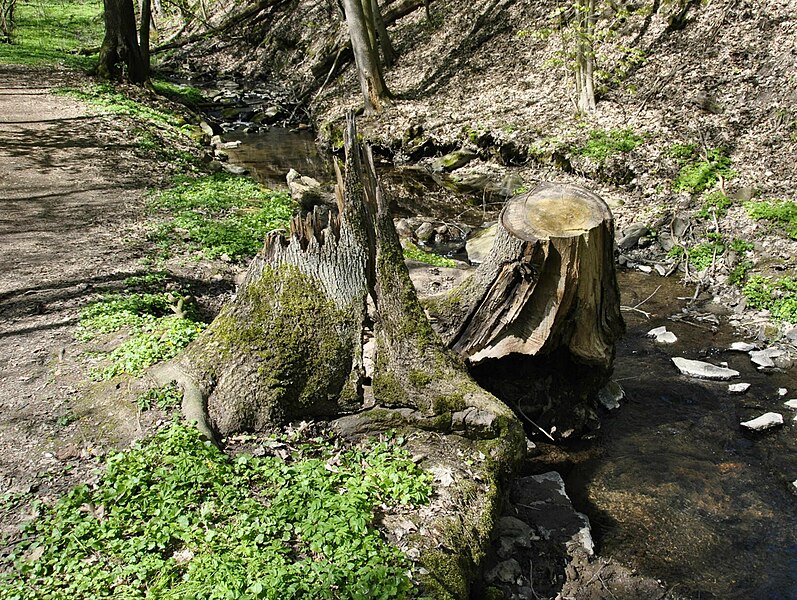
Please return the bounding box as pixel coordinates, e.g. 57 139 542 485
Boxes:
672 357 740 380
740 412 783 431
656 331 678 344
728 383 751 394
648 326 668 337
778 388 788 396
793 480 797 491
638 264 653 273
729 342 756 352
750 347 785 368
784 399 797 409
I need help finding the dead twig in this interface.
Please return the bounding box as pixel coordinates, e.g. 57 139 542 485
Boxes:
620 284 661 319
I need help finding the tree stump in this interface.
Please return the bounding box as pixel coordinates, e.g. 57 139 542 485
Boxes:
425 183 624 438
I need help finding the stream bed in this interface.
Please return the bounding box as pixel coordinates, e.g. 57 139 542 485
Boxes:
221 128 796 599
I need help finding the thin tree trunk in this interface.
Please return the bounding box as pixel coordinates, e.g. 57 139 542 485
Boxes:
342 0 390 113
139 0 151 68
371 0 397 67
574 0 596 112
0 0 15 43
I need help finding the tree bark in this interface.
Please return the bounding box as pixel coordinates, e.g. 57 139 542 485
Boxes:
139 0 151 67
97 0 148 83
0 0 15 44
341 0 391 113
370 0 397 68
574 0 597 112
424 182 624 438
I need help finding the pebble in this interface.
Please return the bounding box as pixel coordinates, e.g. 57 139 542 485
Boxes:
778 388 788 396
647 326 677 344
740 412 783 431
728 383 751 394
730 341 756 352
784 399 797 409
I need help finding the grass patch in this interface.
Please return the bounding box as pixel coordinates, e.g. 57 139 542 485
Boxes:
743 199 797 239
152 79 206 109
0 0 102 68
77 278 206 380
671 146 735 194
687 239 725 271
402 242 458 268
573 128 643 162
742 275 797 323
0 422 431 599
54 83 183 127
148 173 295 261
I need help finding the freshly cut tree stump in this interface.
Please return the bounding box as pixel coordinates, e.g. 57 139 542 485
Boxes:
425 183 624 438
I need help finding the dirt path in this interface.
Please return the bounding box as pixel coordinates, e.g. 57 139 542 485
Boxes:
0 64 154 533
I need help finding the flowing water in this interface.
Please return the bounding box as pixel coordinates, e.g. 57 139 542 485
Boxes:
226 129 797 599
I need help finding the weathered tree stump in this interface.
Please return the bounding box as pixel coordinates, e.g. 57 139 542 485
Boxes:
425 183 624 438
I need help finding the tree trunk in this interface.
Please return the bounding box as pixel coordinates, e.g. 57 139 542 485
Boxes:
342 0 390 113
370 0 397 68
139 0 151 67
97 0 148 83
0 0 15 43
424 182 624 438
574 0 597 112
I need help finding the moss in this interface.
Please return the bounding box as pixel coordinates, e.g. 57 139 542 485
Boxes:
408 369 433 387
418 549 469 600
208 264 355 419
373 371 408 407
432 392 465 414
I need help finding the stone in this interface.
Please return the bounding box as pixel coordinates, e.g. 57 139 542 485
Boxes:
465 223 497 265
784 399 797 409
657 331 677 343
415 222 435 242
654 264 668 276
430 149 478 172
394 218 415 240
598 380 624 410
778 388 788 396
286 168 324 208
487 558 522 584
222 163 248 176
672 357 740 380
618 223 650 250
648 326 667 337
199 120 216 137
740 412 783 431
638 264 653 273
728 383 751 394
730 341 756 352
750 347 785 368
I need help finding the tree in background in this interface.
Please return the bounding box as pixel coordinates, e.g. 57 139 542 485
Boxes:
0 0 15 43
573 0 597 112
96 0 149 83
341 0 392 113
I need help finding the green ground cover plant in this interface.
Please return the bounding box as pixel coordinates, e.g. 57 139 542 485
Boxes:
54 83 183 127
136 381 183 411
77 281 206 381
0 422 432 599
695 191 733 219
573 128 643 162
148 173 295 260
687 238 725 271
743 199 797 239
670 145 735 194
742 275 797 323
0 0 101 68
152 79 206 109
403 242 457 267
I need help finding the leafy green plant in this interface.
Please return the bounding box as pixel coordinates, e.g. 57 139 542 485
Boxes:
136 381 182 411
672 146 735 194
0 422 431 599
574 128 643 162
742 276 797 322
54 83 182 127
729 260 753 286
687 239 725 271
149 173 295 260
743 199 797 239
729 239 754 253
695 191 733 219
76 292 174 341
0 0 102 68
403 242 457 268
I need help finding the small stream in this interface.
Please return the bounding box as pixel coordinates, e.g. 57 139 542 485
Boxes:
221 127 797 599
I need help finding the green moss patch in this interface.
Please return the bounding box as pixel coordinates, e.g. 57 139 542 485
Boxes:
574 128 643 162
403 242 457 268
0 422 432 599
671 146 735 194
